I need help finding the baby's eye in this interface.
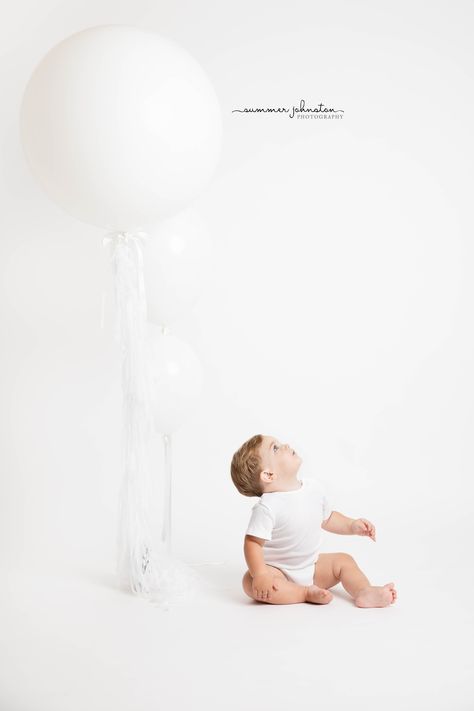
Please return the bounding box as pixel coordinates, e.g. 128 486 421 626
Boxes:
273 444 279 452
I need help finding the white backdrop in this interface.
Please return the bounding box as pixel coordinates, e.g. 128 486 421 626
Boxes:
1 2 473 710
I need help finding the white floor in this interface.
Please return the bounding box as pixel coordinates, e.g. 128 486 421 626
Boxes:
1 560 472 711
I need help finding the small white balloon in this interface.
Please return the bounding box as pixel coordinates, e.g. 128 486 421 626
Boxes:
143 207 213 327
147 324 203 434
19 25 223 230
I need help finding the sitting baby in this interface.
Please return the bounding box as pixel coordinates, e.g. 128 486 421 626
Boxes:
230 434 397 607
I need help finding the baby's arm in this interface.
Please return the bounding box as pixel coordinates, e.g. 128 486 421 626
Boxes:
244 535 268 577
321 510 354 534
244 535 283 601
322 512 376 541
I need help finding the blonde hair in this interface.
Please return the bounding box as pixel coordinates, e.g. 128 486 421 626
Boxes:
230 434 265 497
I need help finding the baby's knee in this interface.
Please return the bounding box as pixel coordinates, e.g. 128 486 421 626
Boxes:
336 552 356 569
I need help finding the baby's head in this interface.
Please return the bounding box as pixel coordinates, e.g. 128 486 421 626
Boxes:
230 434 303 497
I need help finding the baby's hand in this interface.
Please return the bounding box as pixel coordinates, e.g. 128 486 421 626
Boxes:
350 518 376 541
252 573 281 602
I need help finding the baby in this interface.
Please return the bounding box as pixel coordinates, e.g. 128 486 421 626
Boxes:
230 434 397 607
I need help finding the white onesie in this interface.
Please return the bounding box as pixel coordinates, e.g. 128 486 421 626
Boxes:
245 476 333 586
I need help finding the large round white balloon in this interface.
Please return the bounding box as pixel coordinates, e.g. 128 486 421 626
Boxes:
144 207 213 327
147 325 203 434
19 25 223 230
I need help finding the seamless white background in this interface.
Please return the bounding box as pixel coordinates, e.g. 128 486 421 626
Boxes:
1 2 473 710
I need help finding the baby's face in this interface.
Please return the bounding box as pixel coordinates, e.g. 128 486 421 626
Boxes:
258 435 303 489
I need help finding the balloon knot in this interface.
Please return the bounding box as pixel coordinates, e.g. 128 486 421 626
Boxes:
103 230 149 249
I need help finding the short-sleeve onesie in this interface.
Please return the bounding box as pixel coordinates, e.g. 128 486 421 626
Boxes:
245 477 333 586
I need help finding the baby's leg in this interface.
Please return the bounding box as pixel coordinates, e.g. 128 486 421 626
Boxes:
316 553 397 607
242 566 332 605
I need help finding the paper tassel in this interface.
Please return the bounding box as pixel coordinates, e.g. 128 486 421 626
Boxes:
104 230 202 608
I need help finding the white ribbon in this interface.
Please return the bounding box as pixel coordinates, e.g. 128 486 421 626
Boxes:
102 231 150 337
103 229 157 597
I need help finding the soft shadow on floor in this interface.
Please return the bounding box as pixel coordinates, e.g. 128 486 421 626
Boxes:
77 561 242 599
327 585 353 603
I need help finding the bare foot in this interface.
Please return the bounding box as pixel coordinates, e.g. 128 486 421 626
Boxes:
354 582 397 608
305 585 333 604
